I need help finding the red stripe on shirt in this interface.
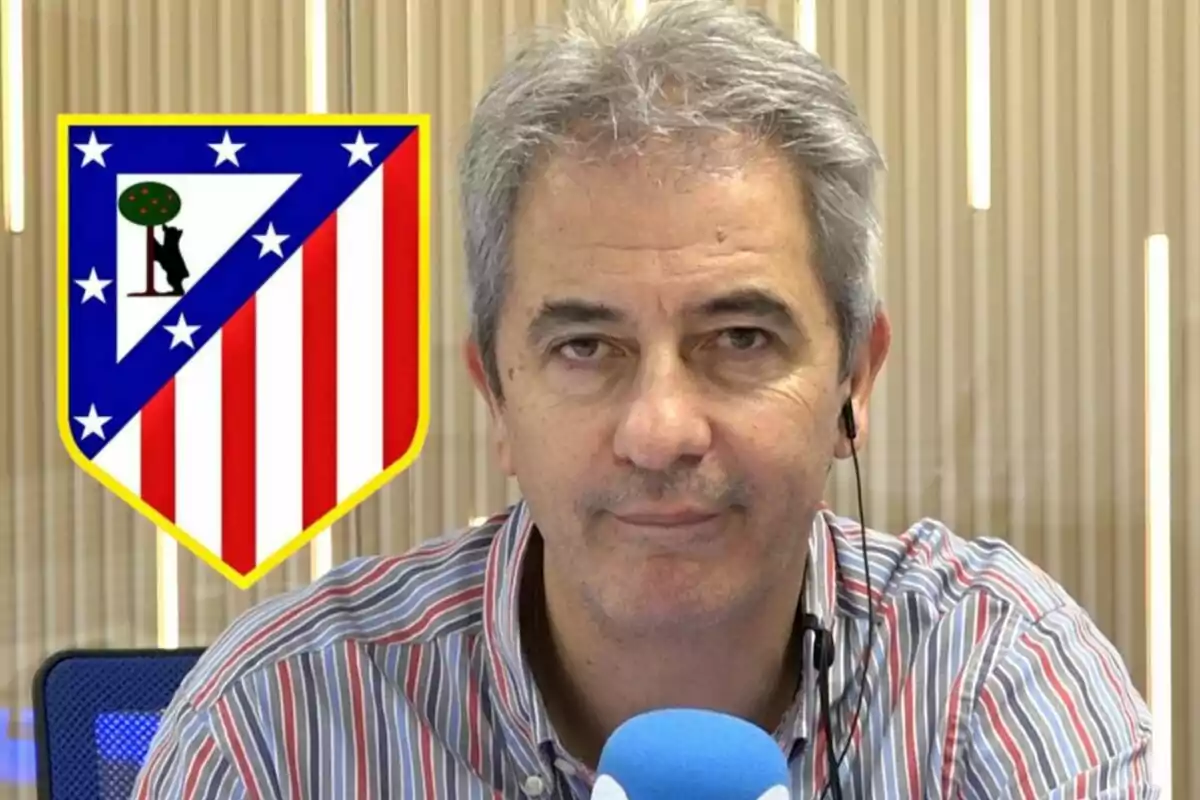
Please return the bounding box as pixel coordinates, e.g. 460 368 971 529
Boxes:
405 645 438 799
346 642 370 798
1024 635 1100 765
277 659 304 798
216 699 262 800
978 688 1037 800
182 737 216 797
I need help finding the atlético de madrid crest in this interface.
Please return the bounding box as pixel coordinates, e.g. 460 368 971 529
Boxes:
56 114 430 589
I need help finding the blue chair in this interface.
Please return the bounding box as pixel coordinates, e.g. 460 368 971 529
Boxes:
32 648 205 800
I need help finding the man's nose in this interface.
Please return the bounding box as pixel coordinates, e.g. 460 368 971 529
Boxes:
612 354 713 472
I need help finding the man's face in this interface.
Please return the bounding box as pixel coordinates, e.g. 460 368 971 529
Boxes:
479 140 862 633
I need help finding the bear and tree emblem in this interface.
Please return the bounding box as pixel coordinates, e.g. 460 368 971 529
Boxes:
119 180 190 296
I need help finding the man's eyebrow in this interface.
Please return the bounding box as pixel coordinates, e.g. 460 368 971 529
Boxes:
527 299 626 343
687 288 799 330
525 289 803 344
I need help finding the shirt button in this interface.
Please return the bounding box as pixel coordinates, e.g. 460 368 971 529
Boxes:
522 775 548 796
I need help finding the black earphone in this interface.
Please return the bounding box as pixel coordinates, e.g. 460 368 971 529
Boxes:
840 401 858 442
803 400 873 800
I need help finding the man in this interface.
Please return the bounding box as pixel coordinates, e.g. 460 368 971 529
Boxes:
133 1 1156 798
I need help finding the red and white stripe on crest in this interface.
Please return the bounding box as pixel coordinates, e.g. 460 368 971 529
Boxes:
94 134 421 577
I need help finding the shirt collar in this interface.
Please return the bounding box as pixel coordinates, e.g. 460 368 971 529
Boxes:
480 501 857 770
479 503 556 775
785 508 859 752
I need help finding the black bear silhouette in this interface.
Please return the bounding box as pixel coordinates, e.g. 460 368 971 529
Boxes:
153 225 189 296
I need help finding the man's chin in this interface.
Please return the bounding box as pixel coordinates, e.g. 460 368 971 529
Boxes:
585 573 756 635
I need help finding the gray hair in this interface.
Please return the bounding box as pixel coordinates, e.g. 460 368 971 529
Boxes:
459 0 885 397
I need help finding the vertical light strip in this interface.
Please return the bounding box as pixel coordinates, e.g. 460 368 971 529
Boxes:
1144 1 1169 787
796 0 818 53
156 532 180 648
1 0 25 232
306 0 329 114
1144 233 1172 798
626 0 648 24
308 0 334 580
966 0 991 210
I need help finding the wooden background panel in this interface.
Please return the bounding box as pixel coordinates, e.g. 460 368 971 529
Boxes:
0 0 1195 796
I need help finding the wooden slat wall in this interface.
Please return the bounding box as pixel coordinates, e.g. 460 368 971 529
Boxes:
0 1 1196 797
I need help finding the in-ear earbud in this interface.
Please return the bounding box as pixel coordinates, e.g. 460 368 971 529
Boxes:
840 401 857 441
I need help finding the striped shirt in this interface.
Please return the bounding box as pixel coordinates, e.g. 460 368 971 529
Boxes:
132 501 1158 799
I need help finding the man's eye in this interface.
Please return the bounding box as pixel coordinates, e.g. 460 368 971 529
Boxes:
715 327 771 351
555 337 609 361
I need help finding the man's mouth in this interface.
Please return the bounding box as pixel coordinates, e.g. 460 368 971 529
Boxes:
610 508 722 528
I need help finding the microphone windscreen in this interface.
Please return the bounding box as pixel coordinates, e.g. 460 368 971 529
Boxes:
589 708 791 800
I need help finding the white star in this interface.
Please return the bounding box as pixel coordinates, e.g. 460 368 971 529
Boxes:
75 267 112 303
251 222 289 258
74 131 112 167
163 313 201 349
208 130 246 167
341 131 378 167
74 404 112 440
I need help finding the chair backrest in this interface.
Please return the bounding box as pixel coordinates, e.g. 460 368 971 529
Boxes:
32 648 205 800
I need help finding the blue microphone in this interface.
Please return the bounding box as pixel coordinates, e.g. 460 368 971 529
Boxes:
589 708 792 800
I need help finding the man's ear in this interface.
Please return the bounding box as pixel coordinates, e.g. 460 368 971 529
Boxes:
463 338 515 475
834 308 891 460
464 338 492 402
